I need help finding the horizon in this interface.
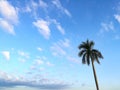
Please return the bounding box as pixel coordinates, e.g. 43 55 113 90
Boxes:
0 0 120 90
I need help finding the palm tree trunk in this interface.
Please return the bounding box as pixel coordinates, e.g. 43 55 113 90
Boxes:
91 60 99 90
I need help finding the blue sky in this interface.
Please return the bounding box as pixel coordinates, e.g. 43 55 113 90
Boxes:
0 0 120 90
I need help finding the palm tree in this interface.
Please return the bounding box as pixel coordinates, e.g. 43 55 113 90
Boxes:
78 39 103 90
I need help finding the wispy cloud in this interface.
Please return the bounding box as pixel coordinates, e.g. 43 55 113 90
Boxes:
1 51 10 60
31 56 54 72
23 0 47 18
30 65 36 70
52 0 71 17
37 47 43 52
18 51 29 59
39 0 48 9
67 56 80 64
113 2 120 24
35 59 44 65
51 19 65 35
100 21 114 33
33 19 50 39
0 0 18 35
18 58 26 63
58 38 70 48
31 0 38 13
51 43 66 56
0 18 15 35
114 14 120 23
24 5 31 13
51 38 70 56
24 0 71 19
46 61 54 67
17 51 30 63
23 0 39 18
31 0 38 9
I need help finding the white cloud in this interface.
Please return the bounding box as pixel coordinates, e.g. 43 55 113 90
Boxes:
57 24 65 34
114 14 120 23
33 19 50 39
0 0 18 24
37 47 43 51
22 1 38 18
36 59 44 65
0 18 15 35
51 19 65 35
64 9 71 17
100 21 114 33
30 66 36 70
31 0 39 18
67 56 80 64
24 5 31 13
46 61 54 67
39 0 48 9
36 56 47 61
0 0 18 35
51 43 66 56
59 38 70 48
1 51 10 60
52 0 71 17
51 38 70 56
23 0 47 18
31 0 38 10
18 51 29 59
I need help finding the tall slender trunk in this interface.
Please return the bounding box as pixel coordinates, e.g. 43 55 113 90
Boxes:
91 60 99 90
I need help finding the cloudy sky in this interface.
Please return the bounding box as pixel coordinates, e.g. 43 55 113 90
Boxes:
0 0 120 90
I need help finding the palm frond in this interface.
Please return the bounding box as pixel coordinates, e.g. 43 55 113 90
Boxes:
87 53 90 65
78 44 87 50
82 53 86 64
89 41 94 49
92 49 103 59
93 53 100 64
78 50 86 57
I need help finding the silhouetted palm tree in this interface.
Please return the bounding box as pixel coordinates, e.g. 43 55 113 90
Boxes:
78 39 103 90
